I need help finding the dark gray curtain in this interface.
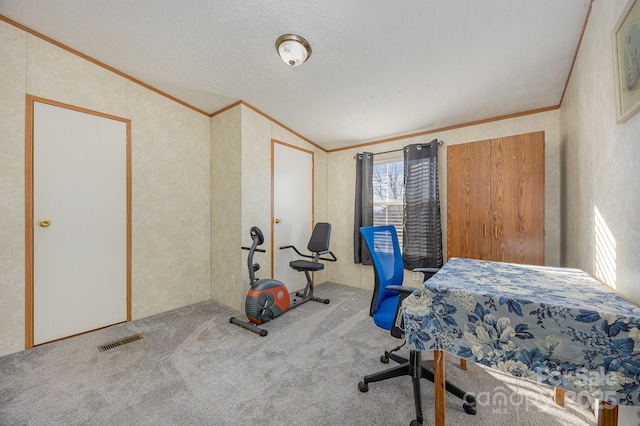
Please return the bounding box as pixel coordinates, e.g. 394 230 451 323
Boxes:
402 140 443 270
353 152 373 264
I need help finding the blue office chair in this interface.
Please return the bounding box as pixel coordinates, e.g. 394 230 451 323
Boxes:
357 225 476 426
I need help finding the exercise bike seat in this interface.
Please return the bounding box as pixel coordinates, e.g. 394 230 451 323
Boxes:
289 259 325 272
281 222 337 273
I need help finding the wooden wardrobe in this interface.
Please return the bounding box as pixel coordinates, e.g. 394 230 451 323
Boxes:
446 131 545 265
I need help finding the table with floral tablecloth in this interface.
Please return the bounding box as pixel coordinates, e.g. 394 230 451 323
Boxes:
402 257 640 409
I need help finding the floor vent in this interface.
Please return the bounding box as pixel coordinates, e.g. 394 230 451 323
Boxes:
97 334 144 352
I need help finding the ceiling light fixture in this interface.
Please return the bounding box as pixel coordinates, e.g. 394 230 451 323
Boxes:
275 34 312 66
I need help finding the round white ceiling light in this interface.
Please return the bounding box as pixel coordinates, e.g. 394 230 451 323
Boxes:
275 34 312 66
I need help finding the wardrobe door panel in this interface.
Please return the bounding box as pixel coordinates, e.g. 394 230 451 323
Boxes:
447 140 492 260
491 132 545 265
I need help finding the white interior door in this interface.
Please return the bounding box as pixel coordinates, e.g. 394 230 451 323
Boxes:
33 101 128 345
272 142 313 294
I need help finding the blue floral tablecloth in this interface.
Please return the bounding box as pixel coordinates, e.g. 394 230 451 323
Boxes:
402 257 640 405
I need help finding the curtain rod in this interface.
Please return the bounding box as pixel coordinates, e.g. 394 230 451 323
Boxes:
353 140 444 159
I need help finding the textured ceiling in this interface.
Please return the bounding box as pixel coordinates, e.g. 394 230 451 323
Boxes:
0 0 592 151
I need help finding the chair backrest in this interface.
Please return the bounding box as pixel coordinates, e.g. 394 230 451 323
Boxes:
360 225 404 316
308 222 331 253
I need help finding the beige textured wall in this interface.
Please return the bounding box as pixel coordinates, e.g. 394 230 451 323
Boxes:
211 107 243 309
129 84 211 320
0 20 212 356
560 0 640 306
241 106 273 285
0 20 28 357
326 110 561 290
210 104 329 311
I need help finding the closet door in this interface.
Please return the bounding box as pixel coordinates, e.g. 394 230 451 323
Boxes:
447 140 492 260
491 132 544 265
30 100 129 345
446 131 544 265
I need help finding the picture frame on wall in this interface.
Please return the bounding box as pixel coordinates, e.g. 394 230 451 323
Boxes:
613 0 640 123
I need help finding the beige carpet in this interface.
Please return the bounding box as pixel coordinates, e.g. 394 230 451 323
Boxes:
0 282 595 425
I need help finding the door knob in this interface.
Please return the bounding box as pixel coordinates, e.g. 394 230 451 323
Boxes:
275 218 282 224
38 219 51 227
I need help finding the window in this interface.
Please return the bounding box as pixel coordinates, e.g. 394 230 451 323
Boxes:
355 141 442 268
373 154 404 245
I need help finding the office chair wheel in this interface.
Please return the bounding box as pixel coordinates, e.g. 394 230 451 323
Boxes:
323 299 330 304
358 381 368 392
410 419 422 426
380 354 390 363
463 402 477 415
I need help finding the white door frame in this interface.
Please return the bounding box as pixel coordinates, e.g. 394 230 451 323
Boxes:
24 95 132 348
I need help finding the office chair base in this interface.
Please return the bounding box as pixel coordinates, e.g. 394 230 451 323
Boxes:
358 350 476 423
381 345 406 364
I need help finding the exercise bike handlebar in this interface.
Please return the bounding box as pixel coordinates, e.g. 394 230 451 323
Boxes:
279 245 338 262
242 246 266 253
244 226 268 285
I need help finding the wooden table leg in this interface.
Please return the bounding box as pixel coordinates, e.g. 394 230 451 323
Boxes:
554 388 564 406
434 349 446 426
597 401 618 426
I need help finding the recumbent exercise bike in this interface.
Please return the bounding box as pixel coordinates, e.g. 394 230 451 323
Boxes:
229 223 337 336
